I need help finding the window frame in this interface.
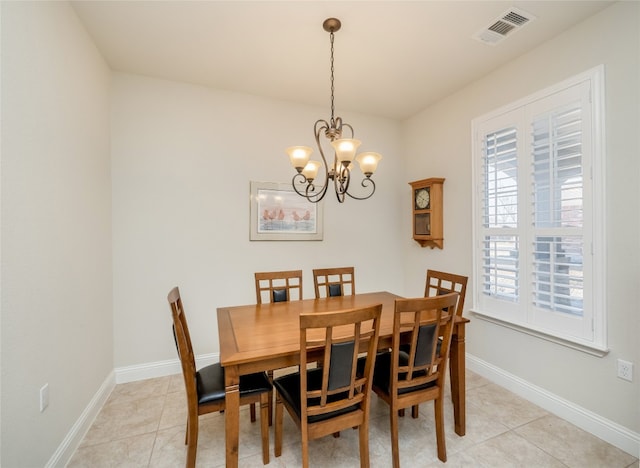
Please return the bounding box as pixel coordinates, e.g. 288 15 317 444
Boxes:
471 66 607 356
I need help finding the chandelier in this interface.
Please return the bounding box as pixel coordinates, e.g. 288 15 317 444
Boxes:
286 18 382 203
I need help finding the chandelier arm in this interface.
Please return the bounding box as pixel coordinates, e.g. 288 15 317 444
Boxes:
344 177 376 201
343 166 351 193
340 122 355 139
286 119 332 204
334 164 351 194
315 119 333 150
291 172 310 195
292 173 327 203
333 166 347 203
314 119 333 178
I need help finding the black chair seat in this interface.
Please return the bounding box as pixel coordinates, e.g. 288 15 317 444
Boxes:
197 363 272 405
273 367 359 424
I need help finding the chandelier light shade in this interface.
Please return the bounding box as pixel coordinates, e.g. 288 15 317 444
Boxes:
286 18 382 203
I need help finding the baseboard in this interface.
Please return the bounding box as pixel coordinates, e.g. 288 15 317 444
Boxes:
45 370 116 468
114 352 219 384
467 353 640 458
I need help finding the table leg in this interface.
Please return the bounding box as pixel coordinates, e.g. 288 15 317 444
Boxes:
224 367 240 467
450 320 466 436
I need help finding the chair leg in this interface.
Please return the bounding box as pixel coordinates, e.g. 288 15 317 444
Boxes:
186 414 198 468
358 424 370 468
301 429 310 468
274 392 283 458
250 402 256 422
411 404 419 418
434 397 447 462
267 369 274 426
390 408 400 468
259 394 270 465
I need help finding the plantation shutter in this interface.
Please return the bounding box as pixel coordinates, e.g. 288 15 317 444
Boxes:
531 103 584 318
481 126 519 302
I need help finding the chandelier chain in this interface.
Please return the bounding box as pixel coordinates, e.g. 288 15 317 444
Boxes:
329 30 335 125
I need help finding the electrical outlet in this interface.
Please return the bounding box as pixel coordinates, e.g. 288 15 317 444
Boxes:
40 383 49 412
617 359 633 382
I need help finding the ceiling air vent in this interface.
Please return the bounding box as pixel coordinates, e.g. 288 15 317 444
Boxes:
473 7 536 46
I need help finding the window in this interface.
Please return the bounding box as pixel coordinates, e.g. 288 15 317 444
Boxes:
471 66 606 354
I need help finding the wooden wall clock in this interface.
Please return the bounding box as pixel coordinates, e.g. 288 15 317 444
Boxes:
409 178 445 249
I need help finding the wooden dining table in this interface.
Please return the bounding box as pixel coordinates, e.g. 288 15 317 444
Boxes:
217 291 469 467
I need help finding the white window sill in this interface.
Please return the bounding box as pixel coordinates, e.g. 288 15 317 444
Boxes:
471 309 609 357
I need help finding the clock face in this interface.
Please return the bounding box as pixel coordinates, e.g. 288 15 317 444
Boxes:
415 188 430 210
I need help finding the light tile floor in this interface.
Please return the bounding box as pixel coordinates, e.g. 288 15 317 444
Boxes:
68 370 638 467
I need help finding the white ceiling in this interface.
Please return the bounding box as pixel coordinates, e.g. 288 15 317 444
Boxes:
71 1 614 120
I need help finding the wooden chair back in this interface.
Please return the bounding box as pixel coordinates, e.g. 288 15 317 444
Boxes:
312 266 355 298
391 293 458 394
167 286 199 413
300 304 381 430
255 269 303 305
424 269 468 316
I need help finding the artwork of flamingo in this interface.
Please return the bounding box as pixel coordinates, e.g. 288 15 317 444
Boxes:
263 209 278 225
252 183 321 239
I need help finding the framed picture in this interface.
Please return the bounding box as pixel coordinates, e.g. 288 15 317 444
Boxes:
250 181 323 241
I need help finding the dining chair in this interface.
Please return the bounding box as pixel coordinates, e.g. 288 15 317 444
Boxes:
312 266 355 298
274 304 382 468
254 269 304 424
403 270 468 403
370 293 459 466
420 269 469 418
167 287 271 467
254 269 303 304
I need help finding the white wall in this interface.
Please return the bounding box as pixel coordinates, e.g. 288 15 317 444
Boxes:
0 2 112 466
110 74 404 367
403 1 639 435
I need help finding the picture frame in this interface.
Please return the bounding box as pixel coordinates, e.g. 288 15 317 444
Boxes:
250 181 323 241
